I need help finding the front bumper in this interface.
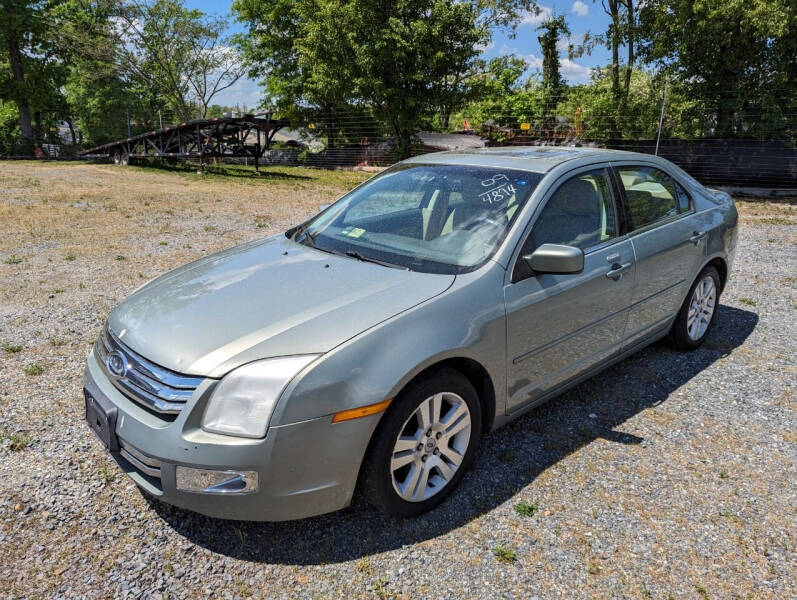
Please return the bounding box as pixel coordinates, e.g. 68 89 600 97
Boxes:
84 349 378 521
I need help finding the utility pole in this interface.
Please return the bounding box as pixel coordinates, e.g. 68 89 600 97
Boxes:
655 82 668 156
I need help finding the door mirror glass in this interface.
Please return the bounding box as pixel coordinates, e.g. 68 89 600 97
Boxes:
524 243 584 274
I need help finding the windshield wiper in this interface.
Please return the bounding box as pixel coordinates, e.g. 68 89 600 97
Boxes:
344 250 409 270
293 223 318 248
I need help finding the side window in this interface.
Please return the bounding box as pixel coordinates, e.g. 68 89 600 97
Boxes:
617 166 688 230
512 169 616 281
530 169 616 251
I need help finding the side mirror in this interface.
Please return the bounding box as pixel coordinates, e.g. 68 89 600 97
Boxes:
524 243 584 274
318 203 332 212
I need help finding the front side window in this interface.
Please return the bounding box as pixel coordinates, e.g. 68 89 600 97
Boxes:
618 166 690 230
296 164 542 274
528 169 617 251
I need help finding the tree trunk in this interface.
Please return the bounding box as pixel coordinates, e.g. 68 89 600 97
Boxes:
6 34 34 147
440 108 450 131
623 0 634 101
609 0 621 139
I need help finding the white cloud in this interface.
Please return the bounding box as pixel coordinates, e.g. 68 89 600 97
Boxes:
519 53 544 70
561 58 592 82
475 40 495 53
211 76 263 110
519 5 553 25
571 1 589 17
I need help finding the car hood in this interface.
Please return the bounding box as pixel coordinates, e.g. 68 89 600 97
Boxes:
107 235 455 378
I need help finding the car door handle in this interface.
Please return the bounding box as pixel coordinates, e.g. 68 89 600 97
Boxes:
606 262 632 280
689 230 707 245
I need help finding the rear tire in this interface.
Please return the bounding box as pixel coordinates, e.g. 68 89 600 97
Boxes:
361 368 481 518
668 265 721 350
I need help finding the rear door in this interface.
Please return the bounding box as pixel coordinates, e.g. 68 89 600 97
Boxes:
611 162 707 348
504 166 635 412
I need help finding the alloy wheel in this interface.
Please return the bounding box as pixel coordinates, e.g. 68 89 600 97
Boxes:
390 392 471 502
687 275 716 340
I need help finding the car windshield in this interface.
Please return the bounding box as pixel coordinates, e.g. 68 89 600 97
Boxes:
293 163 542 274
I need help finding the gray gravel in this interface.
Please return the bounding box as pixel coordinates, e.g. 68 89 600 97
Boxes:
0 163 795 599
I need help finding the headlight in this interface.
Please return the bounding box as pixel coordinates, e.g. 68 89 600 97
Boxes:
201 355 319 438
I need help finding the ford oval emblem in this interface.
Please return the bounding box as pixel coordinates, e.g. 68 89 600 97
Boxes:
106 350 127 377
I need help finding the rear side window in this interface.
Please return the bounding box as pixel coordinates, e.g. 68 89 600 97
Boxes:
617 166 690 230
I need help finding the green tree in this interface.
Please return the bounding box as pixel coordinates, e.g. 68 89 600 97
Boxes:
233 0 537 158
638 0 795 138
0 0 61 151
537 14 570 118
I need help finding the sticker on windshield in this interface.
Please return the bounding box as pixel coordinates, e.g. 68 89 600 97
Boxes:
346 227 366 238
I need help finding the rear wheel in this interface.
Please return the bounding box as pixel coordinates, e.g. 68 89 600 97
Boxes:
361 368 481 517
669 265 720 349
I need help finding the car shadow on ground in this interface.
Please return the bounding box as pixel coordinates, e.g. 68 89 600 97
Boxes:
147 304 758 565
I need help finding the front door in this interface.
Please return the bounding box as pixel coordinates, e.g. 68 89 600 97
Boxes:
505 167 635 412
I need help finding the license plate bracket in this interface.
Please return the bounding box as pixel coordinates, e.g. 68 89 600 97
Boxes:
84 389 119 452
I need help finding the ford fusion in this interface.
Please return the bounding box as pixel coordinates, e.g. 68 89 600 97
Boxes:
84 147 737 520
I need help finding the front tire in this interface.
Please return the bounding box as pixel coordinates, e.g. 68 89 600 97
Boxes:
361 368 481 518
669 265 721 349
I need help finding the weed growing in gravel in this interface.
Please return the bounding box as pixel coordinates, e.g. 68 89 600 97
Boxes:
738 297 757 306
719 469 728 479
115 255 127 261
783 276 797 284
588 561 602 575
372 577 395 599
491 545 516 563
49 338 66 347
64 252 77 261
2 432 33 451
2 343 22 353
514 501 539 517
204 225 215 232
98 466 116 484
255 215 272 228
3 254 22 265
694 585 709 599
356 558 372 575
24 363 44 376
640 582 652 599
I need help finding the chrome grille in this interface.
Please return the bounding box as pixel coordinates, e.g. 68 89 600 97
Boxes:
95 327 203 415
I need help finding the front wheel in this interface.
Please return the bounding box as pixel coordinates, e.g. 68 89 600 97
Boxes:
669 265 721 349
361 368 481 517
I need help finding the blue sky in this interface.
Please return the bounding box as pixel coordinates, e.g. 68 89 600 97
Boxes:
186 0 612 109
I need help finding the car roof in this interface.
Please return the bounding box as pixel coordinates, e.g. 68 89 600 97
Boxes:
403 146 662 174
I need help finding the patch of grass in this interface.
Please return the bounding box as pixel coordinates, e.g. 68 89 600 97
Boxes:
64 252 77 261
115 254 127 261
2 343 23 353
3 254 22 265
24 363 44 376
254 215 272 228
719 469 728 479
491 545 516 563
588 561 602 575
98 466 116 484
694 584 709 599
640 582 652 599
355 558 372 575
203 225 215 232
2 432 33 451
514 501 539 518
158 241 168 246
755 217 794 226
49 337 66 347
737 297 756 306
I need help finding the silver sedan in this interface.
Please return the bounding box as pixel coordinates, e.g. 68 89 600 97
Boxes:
83 147 738 520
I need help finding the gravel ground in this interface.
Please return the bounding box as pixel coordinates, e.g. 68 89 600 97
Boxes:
0 161 795 599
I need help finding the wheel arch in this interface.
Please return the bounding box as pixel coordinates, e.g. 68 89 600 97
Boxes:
706 255 728 293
